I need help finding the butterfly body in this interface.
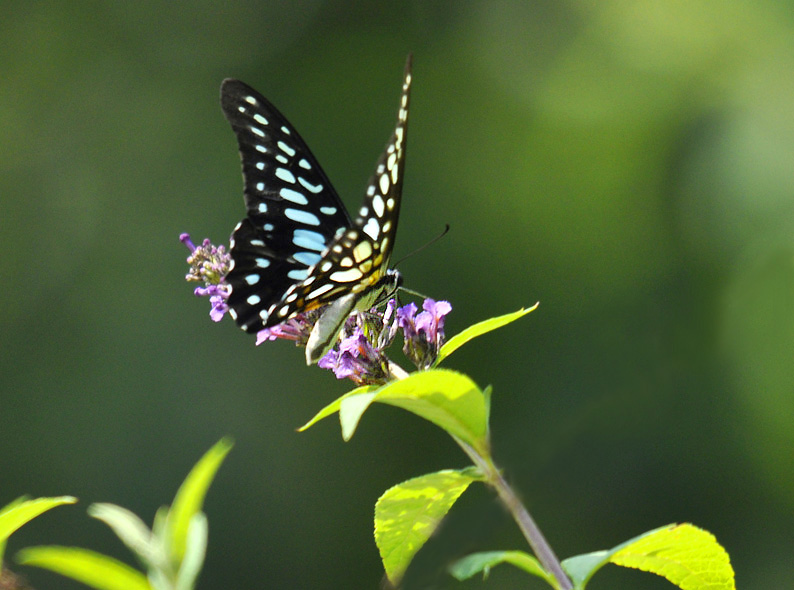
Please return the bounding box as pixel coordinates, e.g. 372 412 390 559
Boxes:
220 57 412 363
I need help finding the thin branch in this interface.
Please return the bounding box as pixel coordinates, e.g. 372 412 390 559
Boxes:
456 438 573 590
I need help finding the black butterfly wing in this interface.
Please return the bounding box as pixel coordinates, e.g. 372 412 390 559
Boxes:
269 55 412 330
220 79 352 332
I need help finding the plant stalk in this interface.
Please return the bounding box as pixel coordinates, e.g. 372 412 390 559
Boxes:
456 438 573 590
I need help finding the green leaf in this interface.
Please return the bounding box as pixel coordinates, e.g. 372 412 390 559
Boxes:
375 468 482 585
88 503 160 568
449 550 555 586
297 385 376 432
0 496 77 562
166 437 233 564
336 369 489 451
562 524 735 590
17 546 150 590
435 305 538 366
174 513 208 590
562 549 613 589
610 523 735 590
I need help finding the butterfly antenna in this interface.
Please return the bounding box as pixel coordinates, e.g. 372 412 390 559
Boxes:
392 224 450 269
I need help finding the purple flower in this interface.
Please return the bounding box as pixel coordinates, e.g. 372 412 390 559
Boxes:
397 298 452 370
318 324 389 385
255 311 319 346
181 233 232 322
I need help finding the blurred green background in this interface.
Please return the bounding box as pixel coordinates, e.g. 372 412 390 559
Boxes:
3 1 793 588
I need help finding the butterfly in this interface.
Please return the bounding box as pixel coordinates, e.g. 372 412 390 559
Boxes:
220 56 412 365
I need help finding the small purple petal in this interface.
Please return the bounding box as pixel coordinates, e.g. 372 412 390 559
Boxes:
180 233 196 252
209 296 229 322
317 350 337 369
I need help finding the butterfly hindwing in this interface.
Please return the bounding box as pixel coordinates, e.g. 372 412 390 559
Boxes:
272 56 412 326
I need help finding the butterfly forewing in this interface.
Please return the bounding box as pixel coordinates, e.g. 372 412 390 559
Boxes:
220 79 351 331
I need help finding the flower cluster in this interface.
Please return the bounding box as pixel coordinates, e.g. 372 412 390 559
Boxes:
317 300 399 385
182 234 451 385
181 233 232 322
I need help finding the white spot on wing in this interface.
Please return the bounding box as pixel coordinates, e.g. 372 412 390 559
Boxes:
330 268 364 282
288 268 309 280
247 294 261 305
277 141 296 156
320 206 337 215
280 188 308 204
293 229 327 251
254 113 268 125
372 194 385 217
379 173 389 195
250 126 265 137
285 208 321 226
275 168 296 183
294 251 322 266
307 283 334 299
363 218 380 240
298 177 323 193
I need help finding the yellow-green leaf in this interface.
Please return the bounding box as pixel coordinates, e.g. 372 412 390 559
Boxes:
375 469 482 585
562 524 735 590
435 305 538 366
610 523 735 590
298 385 376 432
0 497 76 545
449 550 554 586
334 369 489 451
17 546 150 590
166 438 233 563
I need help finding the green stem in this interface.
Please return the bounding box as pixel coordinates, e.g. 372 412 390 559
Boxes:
456 438 573 590
387 363 571 588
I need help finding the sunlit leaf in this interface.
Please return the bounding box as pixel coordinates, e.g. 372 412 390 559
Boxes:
17 546 150 590
174 513 208 590
435 305 538 366
449 550 554 586
0 496 76 562
88 503 159 567
339 391 378 440
166 437 232 564
335 369 489 451
610 523 735 590
298 385 376 432
562 523 735 590
375 468 482 584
